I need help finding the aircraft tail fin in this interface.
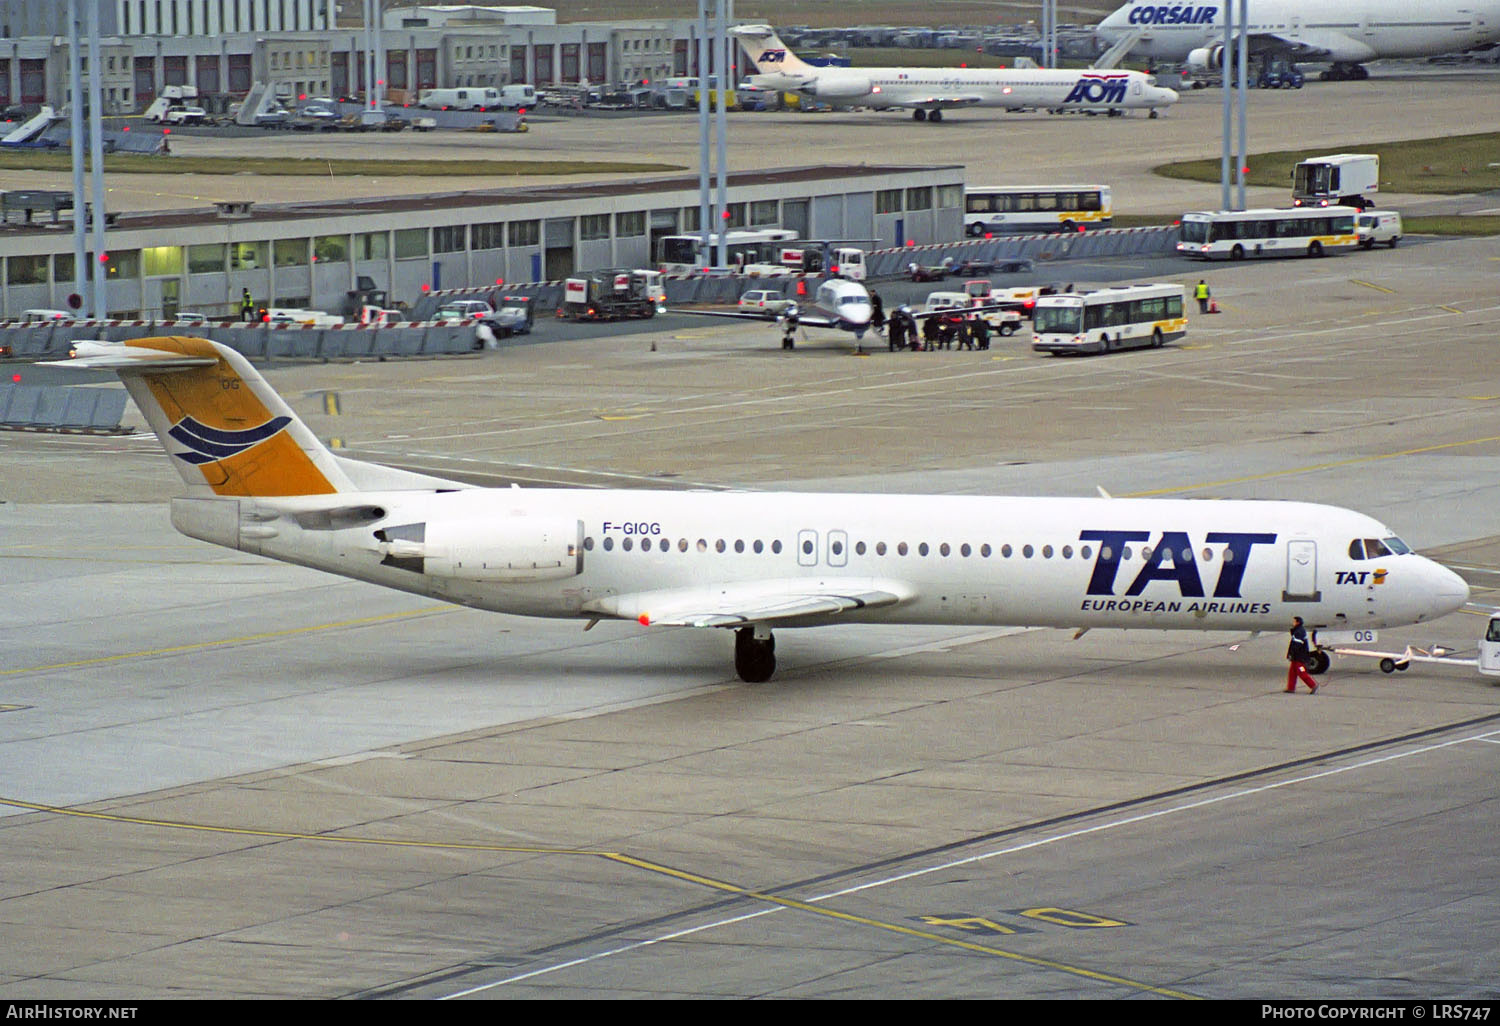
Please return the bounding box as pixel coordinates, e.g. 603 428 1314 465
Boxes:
51 337 360 498
729 23 814 76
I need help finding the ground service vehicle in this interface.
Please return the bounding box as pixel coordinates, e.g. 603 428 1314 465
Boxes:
561 270 660 321
1032 283 1186 355
1292 154 1378 210
923 291 1023 335
144 85 206 125
963 279 1043 318
656 230 799 275
418 87 502 111
1357 211 1403 248
1177 207 1360 260
964 185 1112 236
499 84 536 109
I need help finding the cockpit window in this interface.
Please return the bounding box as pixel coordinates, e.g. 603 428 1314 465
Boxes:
839 295 864 306
1348 539 1365 560
1383 536 1411 555
1365 538 1393 558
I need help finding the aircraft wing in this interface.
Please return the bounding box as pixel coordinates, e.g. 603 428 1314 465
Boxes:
583 578 912 628
909 95 985 110
1242 30 1366 62
909 302 1020 321
674 308 841 330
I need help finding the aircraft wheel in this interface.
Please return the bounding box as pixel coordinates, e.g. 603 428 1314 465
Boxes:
1149 108 1159 119
913 109 927 122
734 628 776 683
930 109 943 122
1306 650 1331 675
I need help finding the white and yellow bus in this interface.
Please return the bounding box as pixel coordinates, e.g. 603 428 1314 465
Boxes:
1177 206 1360 260
1031 283 1186 356
963 185 1112 237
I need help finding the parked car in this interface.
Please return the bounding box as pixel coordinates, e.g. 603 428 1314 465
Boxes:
474 296 535 348
434 299 494 323
737 289 794 318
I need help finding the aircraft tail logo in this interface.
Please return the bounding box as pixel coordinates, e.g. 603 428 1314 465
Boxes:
51 336 351 497
168 414 293 465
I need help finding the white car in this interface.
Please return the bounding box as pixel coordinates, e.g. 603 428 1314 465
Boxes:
435 300 494 323
737 289 793 318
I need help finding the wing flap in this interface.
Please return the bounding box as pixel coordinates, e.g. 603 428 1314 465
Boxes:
584 578 911 628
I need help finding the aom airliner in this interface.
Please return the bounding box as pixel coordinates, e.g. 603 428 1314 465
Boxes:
733 24 1178 121
52 337 1469 684
1097 0 1500 80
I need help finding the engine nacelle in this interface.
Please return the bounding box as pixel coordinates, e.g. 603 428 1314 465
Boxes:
404 517 583 582
1186 46 1225 71
805 75 873 101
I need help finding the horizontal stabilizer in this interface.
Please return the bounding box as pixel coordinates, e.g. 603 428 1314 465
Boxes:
43 340 216 372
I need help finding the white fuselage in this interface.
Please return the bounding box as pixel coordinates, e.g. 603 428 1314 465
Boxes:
1097 0 1500 63
196 489 1469 636
749 65 1179 112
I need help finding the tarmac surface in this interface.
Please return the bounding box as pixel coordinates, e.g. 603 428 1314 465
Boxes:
2 65 1500 1000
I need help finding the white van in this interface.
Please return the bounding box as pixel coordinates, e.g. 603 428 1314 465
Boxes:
1357 211 1403 249
498 84 536 109
418 87 502 111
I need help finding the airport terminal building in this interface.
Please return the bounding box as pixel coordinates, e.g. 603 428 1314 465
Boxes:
0 165 965 319
0 2 704 113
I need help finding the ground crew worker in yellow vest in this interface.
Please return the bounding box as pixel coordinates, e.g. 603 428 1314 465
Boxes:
240 288 255 322
1194 279 1210 314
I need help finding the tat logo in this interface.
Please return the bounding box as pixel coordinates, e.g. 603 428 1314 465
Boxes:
1080 530 1277 598
1336 569 1387 586
1128 4 1218 25
761 48 788 64
1063 74 1130 105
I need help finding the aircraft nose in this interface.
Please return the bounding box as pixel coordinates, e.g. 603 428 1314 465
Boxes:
1158 87 1179 105
1430 562 1470 617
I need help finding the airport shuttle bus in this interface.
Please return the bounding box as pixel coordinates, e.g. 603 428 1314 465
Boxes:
1177 207 1360 260
656 229 800 275
964 185 1112 236
1032 283 1186 355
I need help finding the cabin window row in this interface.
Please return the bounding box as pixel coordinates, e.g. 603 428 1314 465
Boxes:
581 537 1245 563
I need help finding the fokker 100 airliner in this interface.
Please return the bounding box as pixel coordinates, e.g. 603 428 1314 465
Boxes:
53 337 1469 683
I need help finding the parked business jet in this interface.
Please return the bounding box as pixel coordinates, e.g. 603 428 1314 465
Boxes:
733 24 1178 120
1096 0 1500 80
675 276 1011 351
51 337 1469 684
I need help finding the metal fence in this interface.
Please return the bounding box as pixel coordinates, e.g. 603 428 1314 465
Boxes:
0 383 128 432
0 319 478 361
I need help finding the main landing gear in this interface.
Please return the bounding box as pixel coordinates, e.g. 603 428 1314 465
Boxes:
913 108 942 122
1320 63 1369 81
734 626 776 683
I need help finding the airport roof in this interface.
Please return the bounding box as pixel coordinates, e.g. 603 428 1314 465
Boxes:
0 164 961 239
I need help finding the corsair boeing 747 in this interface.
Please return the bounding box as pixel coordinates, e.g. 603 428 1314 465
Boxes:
53 337 1468 683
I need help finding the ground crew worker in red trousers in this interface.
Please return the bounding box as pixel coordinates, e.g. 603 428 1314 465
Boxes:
1286 615 1319 694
